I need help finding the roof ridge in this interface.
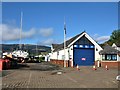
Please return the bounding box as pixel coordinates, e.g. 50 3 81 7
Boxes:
99 45 120 54
52 31 85 51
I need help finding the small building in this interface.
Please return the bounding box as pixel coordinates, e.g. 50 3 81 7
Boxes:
99 45 120 68
112 43 120 51
50 31 103 67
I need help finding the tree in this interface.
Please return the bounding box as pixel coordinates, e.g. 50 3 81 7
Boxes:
106 29 120 45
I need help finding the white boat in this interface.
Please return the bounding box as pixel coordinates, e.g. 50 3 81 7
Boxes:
11 12 29 61
2 12 29 62
12 50 29 59
116 75 120 81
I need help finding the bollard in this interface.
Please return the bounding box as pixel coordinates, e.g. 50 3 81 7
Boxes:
105 65 108 70
71 60 73 68
0 60 3 71
76 65 80 70
93 65 97 70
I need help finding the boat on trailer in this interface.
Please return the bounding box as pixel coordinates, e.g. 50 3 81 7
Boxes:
2 12 29 62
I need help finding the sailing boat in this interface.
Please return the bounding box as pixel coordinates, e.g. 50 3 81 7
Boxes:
12 12 29 62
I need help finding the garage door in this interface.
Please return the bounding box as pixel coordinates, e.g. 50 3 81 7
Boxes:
73 45 95 66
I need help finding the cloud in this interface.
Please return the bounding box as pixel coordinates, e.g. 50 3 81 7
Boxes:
96 36 110 43
22 28 36 38
93 34 99 38
39 39 54 46
0 24 36 41
39 28 53 37
4 19 16 26
93 34 110 43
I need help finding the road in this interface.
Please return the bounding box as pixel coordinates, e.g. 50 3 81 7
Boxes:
1 62 119 89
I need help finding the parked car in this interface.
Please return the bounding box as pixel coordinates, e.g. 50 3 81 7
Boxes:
116 75 120 81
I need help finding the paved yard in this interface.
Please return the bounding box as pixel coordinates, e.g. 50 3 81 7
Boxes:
1 62 120 89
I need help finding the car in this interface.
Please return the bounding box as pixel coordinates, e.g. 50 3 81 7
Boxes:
116 75 120 81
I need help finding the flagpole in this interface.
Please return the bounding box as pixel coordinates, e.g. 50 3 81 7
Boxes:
64 17 66 67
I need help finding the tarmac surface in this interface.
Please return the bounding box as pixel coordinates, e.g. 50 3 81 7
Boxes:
1 62 120 89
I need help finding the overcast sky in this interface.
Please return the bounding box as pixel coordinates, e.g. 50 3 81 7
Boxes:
1 2 118 46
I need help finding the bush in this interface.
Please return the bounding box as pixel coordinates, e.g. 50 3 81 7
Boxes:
39 57 45 62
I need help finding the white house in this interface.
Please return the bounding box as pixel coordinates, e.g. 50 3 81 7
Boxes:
50 31 103 67
112 43 120 61
112 43 120 51
99 44 120 68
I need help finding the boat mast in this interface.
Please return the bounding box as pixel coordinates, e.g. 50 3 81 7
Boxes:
19 12 23 50
36 43 38 56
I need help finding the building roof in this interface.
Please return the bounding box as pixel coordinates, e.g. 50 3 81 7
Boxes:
52 44 60 50
52 31 102 51
112 43 120 48
52 31 103 52
116 43 120 47
99 45 120 55
52 32 84 51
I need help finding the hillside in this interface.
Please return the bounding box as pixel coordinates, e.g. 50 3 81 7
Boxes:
1 44 51 55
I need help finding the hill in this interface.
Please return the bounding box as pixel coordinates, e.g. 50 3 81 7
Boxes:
1 44 51 55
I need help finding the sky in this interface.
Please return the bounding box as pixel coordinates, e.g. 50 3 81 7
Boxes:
1 2 118 46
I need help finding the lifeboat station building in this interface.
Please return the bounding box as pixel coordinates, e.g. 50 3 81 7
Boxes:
50 31 103 67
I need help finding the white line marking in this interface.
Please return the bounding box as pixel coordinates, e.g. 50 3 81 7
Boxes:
64 74 77 83
2 70 18 78
27 71 32 88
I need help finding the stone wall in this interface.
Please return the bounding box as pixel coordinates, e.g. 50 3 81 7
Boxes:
51 59 120 69
95 61 120 69
50 59 72 67
101 61 120 68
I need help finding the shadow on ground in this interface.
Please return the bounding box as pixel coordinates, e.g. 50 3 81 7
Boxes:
29 62 61 71
15 62 61 71
1 62 61 77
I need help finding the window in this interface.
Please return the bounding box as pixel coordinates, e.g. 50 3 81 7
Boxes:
107 55 111 60
57 51 59 55
62 55 65 60
79 45 83 48
96 48 98 51
90 45 94 48
102 55 105 60
74 45 78 48
102 54 117 61
112 55 117 60
85 45 89 48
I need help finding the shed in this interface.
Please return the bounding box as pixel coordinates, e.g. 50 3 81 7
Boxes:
99 45 120 68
